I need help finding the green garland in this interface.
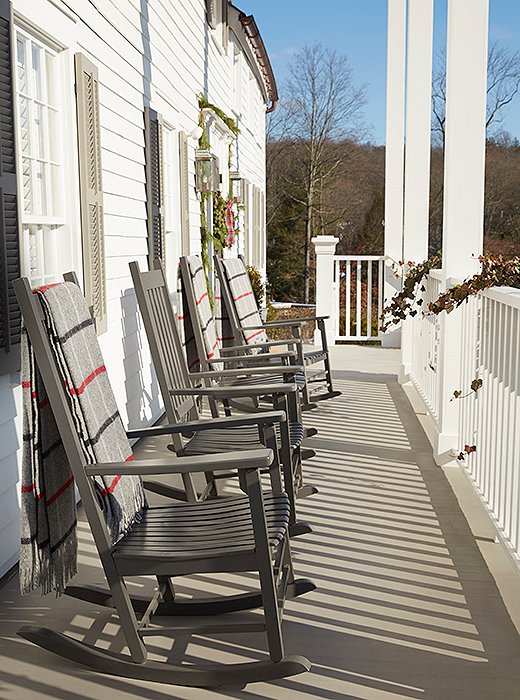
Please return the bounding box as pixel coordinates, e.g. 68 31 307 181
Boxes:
197 93 240 136
196 94 240 302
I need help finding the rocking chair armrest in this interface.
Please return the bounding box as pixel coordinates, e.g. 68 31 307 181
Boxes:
261 316 329 328
207 351 297 365
170 383 296 399
220 339 300 353
190 365 304 379
85 448 274 476
126 411 286 439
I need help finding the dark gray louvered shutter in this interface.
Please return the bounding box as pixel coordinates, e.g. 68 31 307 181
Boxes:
75 53 107 334
179 130 190 255
144 107 165 268
0 0 21 374
205 0 216 28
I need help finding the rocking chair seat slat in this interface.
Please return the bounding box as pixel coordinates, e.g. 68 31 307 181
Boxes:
181 421 304 456
303 350 328 365
113 493 290 562
224 371 306 389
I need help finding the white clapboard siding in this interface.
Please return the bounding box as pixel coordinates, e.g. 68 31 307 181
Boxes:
0 0 269 577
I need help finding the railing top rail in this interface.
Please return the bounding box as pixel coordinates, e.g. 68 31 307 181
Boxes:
333 255 386 261
483 286 520 310
428 269 443 281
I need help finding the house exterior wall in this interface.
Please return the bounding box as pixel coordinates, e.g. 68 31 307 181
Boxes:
0 0 268 578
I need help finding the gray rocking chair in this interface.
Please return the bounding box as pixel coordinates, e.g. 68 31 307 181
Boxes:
130 259 315 533
14 277 314 687
214 255 341 406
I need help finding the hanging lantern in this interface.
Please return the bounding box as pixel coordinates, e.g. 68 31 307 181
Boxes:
229 170 244 203
195 148 219 193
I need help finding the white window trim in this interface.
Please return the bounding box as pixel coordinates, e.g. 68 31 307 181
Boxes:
14 24 80 286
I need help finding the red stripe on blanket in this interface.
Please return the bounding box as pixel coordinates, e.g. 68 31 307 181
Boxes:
195 291 208 306
125 454 135 462
245 329 265 342
67 365 106 396
46 475 74 507
22 382 37 399
233 291 253 302
99 475 122 496
215 295 221 301
38 398 49 410
21 482 35 493
33 283 62 294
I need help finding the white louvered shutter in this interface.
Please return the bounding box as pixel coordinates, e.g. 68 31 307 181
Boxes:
75 53 107 335
179 130 190 255
242 179 250 264
0 0 20 373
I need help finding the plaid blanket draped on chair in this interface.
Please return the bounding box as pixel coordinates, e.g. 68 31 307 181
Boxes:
221 258 268 348
177 256 234 372
20 282 145 595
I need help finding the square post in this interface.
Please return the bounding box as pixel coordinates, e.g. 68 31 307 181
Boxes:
399 0 434 381
382 0 407 349
312 236 338 345
435 0 489 463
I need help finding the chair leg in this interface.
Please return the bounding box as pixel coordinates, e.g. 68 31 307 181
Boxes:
100 555 148 664
319 318 335 395
246 469 284 663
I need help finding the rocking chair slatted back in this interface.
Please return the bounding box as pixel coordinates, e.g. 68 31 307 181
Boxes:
217 257 268 347
178 255 222 373
130 262 197 445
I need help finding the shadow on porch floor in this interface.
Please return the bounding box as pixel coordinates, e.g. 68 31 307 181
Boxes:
1 350 520 699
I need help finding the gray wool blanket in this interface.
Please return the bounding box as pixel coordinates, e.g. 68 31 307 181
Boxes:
20 282 145 595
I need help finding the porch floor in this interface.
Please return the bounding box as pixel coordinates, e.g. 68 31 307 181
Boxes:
2 346 520 699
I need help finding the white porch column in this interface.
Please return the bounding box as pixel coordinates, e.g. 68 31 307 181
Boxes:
435 0 489 463
312 236 338 345
399 0 434 381
382 0 407 349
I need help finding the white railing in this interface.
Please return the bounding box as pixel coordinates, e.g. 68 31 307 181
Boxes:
412 277 520 564
409 269 443 423
334 256 385 342
459 288 520 557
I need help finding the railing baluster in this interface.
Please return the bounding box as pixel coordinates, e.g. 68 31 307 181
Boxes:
367 260 372 338
377 258 384 339
356 260 361 338
345 260 351 338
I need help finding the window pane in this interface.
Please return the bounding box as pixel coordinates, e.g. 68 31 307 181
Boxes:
34 103 46 158
47 108 59 162
31 44 43 101
18 96 30 154
17 36 28 93
45 52 57 106
50 164 61 217
34 160 47 216
22 157 32 214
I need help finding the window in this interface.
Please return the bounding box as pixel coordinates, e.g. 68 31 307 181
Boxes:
231 38 241 116
207 0 228 53
15 28 70 287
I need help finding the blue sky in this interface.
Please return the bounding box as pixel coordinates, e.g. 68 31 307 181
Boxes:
238 0 520 145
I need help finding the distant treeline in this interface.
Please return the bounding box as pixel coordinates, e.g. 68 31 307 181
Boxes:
266 135 520 303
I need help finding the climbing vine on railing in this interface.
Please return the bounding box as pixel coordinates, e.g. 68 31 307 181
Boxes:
380 254 441 331
428 254 520 315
